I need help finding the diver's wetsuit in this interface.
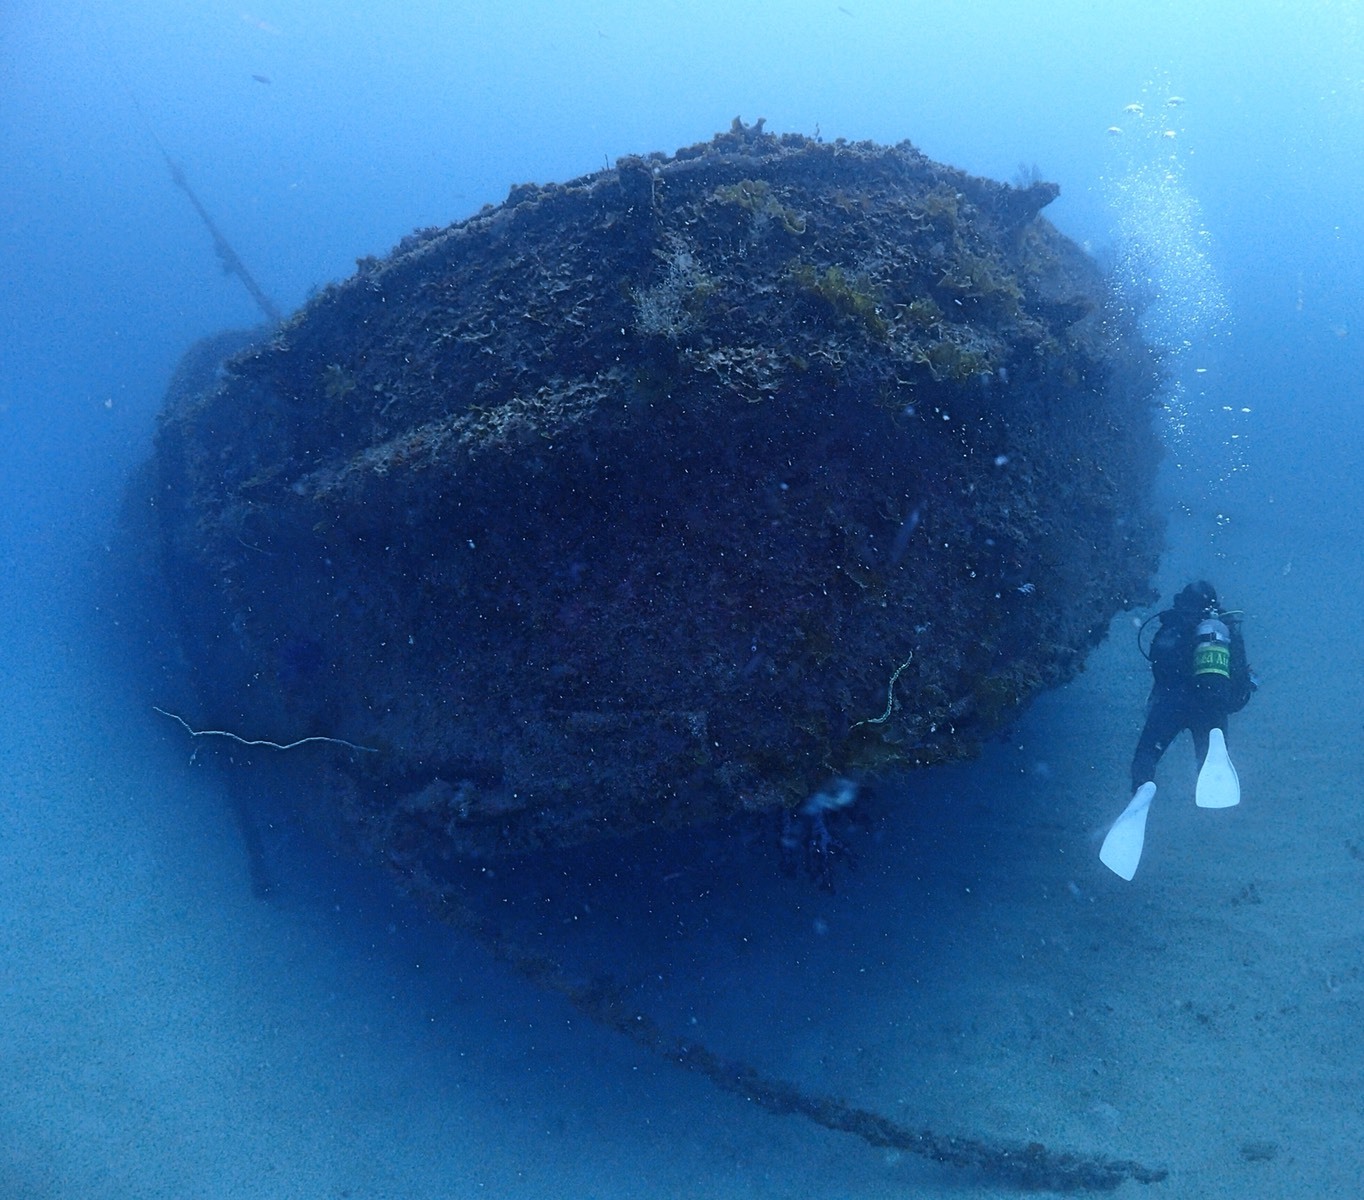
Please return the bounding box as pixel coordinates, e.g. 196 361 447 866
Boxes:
1130 587 1253 792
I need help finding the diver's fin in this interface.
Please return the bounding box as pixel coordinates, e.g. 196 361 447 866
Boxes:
1100 781 1157 881
1196 727 1240 808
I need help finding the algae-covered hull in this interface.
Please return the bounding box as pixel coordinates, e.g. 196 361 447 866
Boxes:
151 122 1161 864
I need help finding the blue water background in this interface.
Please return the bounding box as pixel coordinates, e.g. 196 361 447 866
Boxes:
3 2 1363 1196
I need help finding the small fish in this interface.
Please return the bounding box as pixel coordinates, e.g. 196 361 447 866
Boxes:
1122 103 1144 115
251 73 272 84
889 506 921 565
1166 95 1186 106
1106 125 1123 136
241 13 282 35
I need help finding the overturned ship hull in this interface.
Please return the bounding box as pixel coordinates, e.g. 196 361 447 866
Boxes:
151 123 1161 868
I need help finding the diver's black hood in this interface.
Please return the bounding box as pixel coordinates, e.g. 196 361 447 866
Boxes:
1172 580 1218 615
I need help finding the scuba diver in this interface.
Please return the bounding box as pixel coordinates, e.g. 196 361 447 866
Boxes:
1100 580 1256 880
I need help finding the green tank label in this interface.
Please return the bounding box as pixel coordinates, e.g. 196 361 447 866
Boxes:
1193 642 1230 678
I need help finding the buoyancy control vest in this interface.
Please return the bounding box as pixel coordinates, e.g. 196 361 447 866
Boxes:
1141 602 1254 712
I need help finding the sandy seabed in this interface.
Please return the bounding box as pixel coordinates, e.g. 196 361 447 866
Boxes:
2 483 1361 1200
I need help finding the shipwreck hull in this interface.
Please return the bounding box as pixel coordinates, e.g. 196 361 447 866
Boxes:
152 123 1161 867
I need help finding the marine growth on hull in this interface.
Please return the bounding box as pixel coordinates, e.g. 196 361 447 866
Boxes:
151 119 1162 867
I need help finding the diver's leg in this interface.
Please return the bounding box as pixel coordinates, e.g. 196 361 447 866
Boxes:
1131 697 1184 792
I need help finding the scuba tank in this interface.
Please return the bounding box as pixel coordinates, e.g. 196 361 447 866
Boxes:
1193 614 1231 677
1192 611 1233 704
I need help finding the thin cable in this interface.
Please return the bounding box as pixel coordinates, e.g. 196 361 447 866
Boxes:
103 41 282 325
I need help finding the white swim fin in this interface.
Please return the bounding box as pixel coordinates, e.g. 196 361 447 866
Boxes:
1100 781 1157 881
1196 727 1240 809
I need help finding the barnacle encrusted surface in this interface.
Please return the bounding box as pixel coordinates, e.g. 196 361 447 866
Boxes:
152 121 1161 863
